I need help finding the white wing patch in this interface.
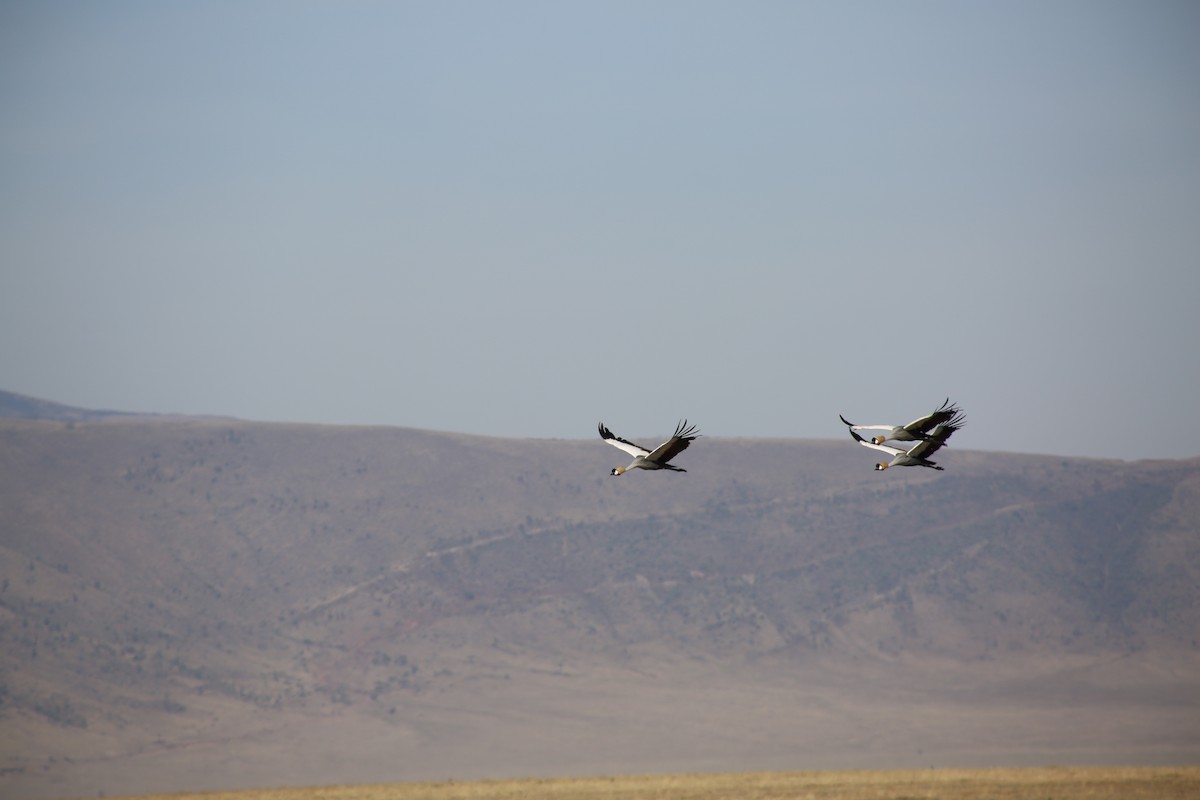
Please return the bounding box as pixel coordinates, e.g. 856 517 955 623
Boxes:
598 423 651 458
850 429 902 456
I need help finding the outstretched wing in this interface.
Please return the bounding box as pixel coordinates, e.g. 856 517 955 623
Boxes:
598 422 650 458
906 414 964 459
849 428 903 456
839 413 895 433
647 419 700 465
903 398 961 435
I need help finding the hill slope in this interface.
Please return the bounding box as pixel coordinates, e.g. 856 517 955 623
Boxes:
0 389 144 422
1 411 1198 797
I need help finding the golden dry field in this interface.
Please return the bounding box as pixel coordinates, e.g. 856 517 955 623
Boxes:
110 766 1200 800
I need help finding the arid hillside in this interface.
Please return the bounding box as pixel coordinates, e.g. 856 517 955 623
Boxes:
1 405 1198 798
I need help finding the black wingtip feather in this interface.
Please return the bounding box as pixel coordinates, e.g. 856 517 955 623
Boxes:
673 419 700 440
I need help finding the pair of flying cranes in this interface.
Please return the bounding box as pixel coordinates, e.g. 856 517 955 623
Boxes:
599 398 966 476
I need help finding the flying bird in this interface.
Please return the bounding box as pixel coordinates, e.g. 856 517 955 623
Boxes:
598 419 700 476
849 412 964 471
839 398 963 445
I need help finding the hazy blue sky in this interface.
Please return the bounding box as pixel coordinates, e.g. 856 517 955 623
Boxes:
3 2 1198 459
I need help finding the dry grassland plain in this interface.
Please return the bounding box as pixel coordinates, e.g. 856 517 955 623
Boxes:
109 766 1200 800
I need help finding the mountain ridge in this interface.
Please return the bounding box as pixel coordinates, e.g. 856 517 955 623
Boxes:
0 388 148 422
1 393 1197 797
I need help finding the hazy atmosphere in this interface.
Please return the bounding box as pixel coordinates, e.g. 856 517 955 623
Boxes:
3 1 1198 459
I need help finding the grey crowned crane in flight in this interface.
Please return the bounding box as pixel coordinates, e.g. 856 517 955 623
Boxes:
839 398 963 445
598 419 699 476
849 412 965 471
